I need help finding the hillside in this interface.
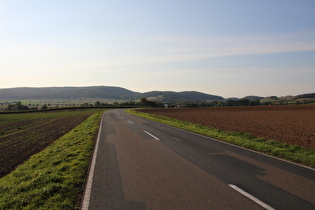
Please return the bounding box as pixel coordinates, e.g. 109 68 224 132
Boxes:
142 91 224 102
0 86 224 102
296 93 315 99
0 87 140 100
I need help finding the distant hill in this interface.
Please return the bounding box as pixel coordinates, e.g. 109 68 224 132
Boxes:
0 86 224 102
296 93 315 98
0 86 140 100
225 97 239 100
142 91 224 102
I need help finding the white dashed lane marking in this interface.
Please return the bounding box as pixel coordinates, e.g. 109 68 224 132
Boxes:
229 184 275 210
144 130 160 141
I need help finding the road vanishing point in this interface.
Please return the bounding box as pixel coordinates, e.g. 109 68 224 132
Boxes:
82 109 315 210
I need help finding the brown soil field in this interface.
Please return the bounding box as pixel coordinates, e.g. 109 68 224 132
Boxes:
141 105 315 150
0 112 91 178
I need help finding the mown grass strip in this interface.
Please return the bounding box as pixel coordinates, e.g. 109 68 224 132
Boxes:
127 109 315 168
0 111 104 210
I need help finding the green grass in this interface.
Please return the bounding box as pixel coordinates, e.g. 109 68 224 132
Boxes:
0 110 104 209
127 109 315 168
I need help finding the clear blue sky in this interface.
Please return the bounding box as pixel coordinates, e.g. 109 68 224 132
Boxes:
1 0 314 98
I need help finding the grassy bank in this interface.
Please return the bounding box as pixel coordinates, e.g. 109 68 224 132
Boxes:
0 111 104 209
127 109 315 168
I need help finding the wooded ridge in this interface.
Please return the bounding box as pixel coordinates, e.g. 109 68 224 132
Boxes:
0 86 224 102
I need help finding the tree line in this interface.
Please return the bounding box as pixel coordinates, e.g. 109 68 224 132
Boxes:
1 98 163 111
2 96 312 112
91 98 164 108
5 102 40 111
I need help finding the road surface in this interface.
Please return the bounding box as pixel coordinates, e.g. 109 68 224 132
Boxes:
83 109 315 210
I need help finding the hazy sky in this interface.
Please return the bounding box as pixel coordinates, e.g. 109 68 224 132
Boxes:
0 0 314 97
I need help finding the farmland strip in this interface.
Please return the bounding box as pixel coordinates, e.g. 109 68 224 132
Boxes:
0 115 90 178
140 105 315 150
0 118 55 140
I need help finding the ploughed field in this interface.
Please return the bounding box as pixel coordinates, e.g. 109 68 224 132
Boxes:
0 110 97 178
141 105 315 150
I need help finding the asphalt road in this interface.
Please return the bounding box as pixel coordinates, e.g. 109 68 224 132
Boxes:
83 109 315 210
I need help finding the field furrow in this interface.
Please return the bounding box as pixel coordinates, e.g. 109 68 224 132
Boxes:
0 110 95 178
141 105 315 150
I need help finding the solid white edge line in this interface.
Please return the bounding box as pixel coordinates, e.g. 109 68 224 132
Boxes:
229 184 275 210
81 112 105 210
144 130 160 140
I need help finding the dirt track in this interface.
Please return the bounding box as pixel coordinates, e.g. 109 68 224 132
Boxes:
141 105 315 150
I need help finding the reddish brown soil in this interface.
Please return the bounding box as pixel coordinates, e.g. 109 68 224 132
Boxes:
0 115 89 178
141 105 315 150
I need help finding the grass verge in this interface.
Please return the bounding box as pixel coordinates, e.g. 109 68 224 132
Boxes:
127 109 315 168
0 111 104 209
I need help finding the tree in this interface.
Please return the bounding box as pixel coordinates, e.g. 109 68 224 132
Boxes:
5 101 29 111
140 98 149 106
94 101 101 106
225 100 236 106
250 100 261 106
236 99 250 106
41 104 48 110
140 98 163 107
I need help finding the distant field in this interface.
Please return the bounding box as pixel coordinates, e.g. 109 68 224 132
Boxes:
140 105 315 150
0 98 125 110
0 109 100 178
